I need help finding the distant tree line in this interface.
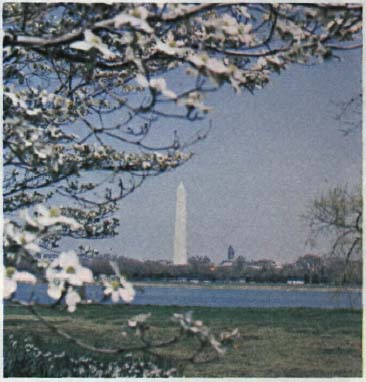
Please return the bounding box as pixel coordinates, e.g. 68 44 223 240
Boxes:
16 251 361 286
76 253 361 286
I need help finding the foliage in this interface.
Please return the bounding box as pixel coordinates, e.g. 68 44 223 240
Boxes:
305 186 362 284
82 253 361 285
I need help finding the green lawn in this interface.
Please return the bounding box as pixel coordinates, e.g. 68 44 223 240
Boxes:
4 304 362 377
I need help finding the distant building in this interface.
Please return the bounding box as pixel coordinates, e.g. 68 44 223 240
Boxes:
228 245 235 260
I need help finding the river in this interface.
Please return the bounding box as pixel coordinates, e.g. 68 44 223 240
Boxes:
12 283 362 309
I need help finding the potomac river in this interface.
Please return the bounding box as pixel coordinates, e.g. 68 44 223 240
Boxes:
13 283 362 309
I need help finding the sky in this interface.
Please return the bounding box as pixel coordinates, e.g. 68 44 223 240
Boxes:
87 49 361 265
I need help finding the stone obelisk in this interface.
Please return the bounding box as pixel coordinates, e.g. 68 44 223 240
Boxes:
174 182 187 265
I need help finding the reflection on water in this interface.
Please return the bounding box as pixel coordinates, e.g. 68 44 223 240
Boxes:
12 283 362 309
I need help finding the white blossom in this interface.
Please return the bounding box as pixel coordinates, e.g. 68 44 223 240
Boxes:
103 262 136 303
205 58 229 75
209 335 226 355
135 74 177 100
103 276 135 303
4 222 40 254
177 91 212 113
155 32 187 56
127 313 151 327
70 30 116 60
114 7 153 34
46 251 93 301
33 205 82 231
4 91 27 109
48 250 93 286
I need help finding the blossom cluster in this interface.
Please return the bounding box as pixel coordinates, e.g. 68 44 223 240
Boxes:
3 205 134 312
173 311 239 355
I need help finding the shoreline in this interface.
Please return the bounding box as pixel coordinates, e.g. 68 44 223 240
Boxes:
132 281 362 293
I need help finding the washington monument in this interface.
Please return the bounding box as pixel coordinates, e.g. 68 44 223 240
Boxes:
174 182 188 265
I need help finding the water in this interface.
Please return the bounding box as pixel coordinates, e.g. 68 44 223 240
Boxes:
13 283 362 309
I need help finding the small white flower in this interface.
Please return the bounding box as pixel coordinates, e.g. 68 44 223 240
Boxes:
155 32 187 56
153 152 168 164
150 78 177 99
46 251 93 300
141 161 151 170
49 250 93 286
26 108 42 116
177 91 212 113
70 30 116 60
103 262 135 303
34 205 82 231
19 209 38 228
220 328 240 341
114 7 153 34
209 335 226 355
127 313 151 328
205 58 228 75
104 277 135 303
135 75 177 100
4 222 40 254
220 14 240 35
4 92 27 109
188 54 208 68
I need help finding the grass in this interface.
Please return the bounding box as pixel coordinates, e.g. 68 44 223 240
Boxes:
4 303 362 377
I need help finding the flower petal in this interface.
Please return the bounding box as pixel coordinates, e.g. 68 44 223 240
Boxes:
111 290 120 303
78 267 93 283
4 278 17 299
70 41 94 52
47 283 64 300
135 74 149 88
14 271 37 284
119 287 135 303
65 288 81 313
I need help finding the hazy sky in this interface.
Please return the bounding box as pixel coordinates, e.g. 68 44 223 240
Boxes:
89 49 361 264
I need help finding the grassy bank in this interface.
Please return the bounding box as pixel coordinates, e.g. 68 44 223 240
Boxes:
4 304 362 377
